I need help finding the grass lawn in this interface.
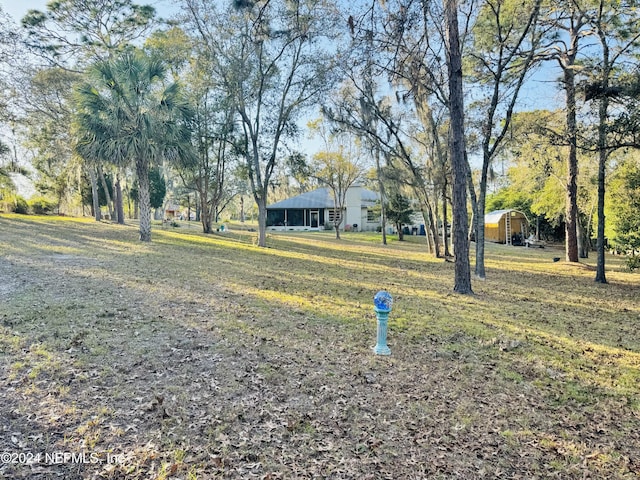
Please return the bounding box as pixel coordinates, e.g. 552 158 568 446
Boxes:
0 214 639 479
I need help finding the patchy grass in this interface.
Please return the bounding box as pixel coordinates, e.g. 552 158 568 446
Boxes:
0 214 639 479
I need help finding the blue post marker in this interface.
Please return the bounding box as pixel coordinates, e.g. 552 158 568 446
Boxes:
373 291 393 355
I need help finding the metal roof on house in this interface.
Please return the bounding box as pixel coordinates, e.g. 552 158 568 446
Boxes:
485 209 528 225
359 188 379 206
267 186 378 210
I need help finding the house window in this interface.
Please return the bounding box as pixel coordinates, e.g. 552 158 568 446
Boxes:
287 209 304 226
327 209 340 223
267 209 285 227
367 209 379 223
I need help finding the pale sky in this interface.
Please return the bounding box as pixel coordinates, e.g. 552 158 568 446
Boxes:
1 0 179 23
2 1 59 22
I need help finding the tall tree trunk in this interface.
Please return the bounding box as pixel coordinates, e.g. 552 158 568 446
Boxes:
334 211 342 240
595 91 609 282
564 65 580 262
425 104 448 257
98 165 114 221
409 172 438 256
450 204 455 254
111 170 121 224
257 196 268 247
466 154 478 243
434 193 441 251
425 197 441 257
593 20 612 283
88 166 101 221
136 160 152 242
197 176 213 233
577 213 589 258
125 184 132 219
475 187 487 279
445 0 473 294
420 208 432 253
375 147 387 245
442 180 451 257
115 172 125 225
201 198 212 233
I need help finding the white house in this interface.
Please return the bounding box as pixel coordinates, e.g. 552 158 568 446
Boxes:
266 186 380 232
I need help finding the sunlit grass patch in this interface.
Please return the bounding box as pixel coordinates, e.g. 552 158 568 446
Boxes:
0 213 94 223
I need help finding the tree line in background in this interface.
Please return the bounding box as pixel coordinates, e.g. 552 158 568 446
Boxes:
1 0 640 291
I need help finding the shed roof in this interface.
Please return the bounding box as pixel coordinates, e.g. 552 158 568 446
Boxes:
485 209 528 225
267 186 378 210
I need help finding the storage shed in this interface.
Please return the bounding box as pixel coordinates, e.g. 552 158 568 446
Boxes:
485 209 529 245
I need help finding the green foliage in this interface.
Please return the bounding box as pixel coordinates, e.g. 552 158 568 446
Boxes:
626 255 640 272
144 27 193 78
29 196 56 215
471 0 541 54
24 68 82 210
486 187 533 219
386 192 413 228
13 196 29 214
74 50 194 171
149 168 166 210
0 139 9 159
500 110 597 228
21 0 157 67
74 48 194 241
486 186 563 242
286 152 314 191
81 172 111 207
128 183 138 203
0 166 15 202
130 168 166 209
609 158 640 252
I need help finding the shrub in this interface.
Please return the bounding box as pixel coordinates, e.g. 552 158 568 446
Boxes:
626 255 640 272
13 196 29 214
29 197 56 215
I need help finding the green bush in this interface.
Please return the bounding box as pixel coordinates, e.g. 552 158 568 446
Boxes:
29 197 56 215
13 196 29 214
626 255 640 272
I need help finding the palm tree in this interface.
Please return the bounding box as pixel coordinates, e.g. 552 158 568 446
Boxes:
74 49 193 241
